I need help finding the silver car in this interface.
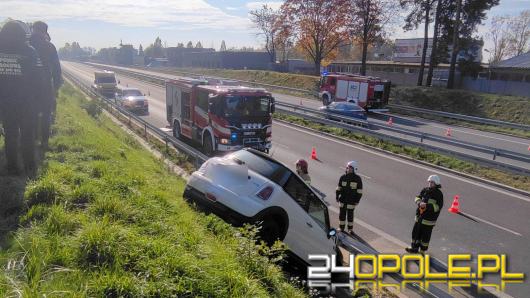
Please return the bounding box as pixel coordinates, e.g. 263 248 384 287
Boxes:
115 87 149 114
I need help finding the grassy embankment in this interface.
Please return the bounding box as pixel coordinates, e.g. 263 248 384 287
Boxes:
0 83 306 297
161 67 530 138
274 113 530 192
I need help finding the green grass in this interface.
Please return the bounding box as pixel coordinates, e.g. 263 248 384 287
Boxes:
275 113 530 192
0 83 306 297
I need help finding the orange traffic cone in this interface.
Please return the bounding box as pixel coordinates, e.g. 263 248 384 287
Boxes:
445 128 452 137
528 145 530 151
387 117 393 126
448 195 460 213
311 147 318 160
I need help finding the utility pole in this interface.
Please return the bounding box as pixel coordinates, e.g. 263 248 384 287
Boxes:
447 0 462 89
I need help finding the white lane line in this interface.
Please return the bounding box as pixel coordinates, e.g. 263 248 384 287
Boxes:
338 166 372 179
272 141 290 149
275 121 530 202
458 212 523 237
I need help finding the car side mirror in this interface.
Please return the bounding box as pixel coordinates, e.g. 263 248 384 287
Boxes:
328 228 337 238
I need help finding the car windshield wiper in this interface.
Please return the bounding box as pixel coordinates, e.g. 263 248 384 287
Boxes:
232 158 245 165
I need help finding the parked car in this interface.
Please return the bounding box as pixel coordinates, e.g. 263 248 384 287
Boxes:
184 148 339 265
115 87 149 114
319 101 368 122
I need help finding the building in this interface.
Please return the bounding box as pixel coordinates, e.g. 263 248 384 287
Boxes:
166 47 215 67
393 38 483 64
181 51 270 70
462 52 530 97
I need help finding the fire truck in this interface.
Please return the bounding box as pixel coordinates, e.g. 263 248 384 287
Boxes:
166 78 275 155
319 73 391 110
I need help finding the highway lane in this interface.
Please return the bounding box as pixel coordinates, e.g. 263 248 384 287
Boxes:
85 62 530 171
63 61 530 297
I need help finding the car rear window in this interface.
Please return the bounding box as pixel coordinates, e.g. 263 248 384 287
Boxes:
229 150 287 184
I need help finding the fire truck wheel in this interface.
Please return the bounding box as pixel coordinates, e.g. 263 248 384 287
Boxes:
203 133 214 156
172 121 181 139
322 94 330 106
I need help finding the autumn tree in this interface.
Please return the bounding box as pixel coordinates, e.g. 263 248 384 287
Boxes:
280 0 352 74
350 0 398 76
250 4 281 62
487 16 510 64
507 10 530 57
186 41 193 48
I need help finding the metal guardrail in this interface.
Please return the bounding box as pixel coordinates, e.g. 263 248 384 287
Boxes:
82 63 530 176
62 69 208 168
388 104 530 131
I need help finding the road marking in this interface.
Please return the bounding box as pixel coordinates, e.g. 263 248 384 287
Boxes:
275 121 530 202
457 212 522 237
272 141 289 149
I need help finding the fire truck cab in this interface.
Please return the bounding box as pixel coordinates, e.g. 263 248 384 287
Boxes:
319 73 391 110
166 78 275 155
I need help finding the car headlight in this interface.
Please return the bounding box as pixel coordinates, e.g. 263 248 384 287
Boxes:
266 136 272 142
220 138 229 144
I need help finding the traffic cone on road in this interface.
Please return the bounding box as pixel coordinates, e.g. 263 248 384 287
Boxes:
387 117 393 126
448 195 460 213
528 145 530 151
311 147 318 160
445 128 452 137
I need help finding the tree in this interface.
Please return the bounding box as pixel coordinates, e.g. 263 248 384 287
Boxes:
401 0 436 86
280 0 352 74
446 0 462 89
275 23 295 62
350 0 399 76
195 41 203 48
250 4 281 63
426 0 442 86
138 44 144 56
487 16 510 64
177 42 184 48
220 40 227 51
186 41 193 48
507 10 530 57
144 37 165 58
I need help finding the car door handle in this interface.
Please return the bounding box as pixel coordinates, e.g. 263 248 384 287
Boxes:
306 222 313 228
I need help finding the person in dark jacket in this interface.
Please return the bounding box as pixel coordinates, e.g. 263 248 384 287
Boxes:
0 21 42 174
336 161 363 234
30 21 62 149
406 175 444 254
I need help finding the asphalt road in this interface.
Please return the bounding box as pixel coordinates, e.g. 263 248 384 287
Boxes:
85 62 530 172
63 61 530 297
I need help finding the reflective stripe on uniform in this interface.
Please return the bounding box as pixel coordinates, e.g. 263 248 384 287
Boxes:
349 182 357 189
420 241 430 247
428 199 439 213
357 189 363 194
341 181 347 186
339 220 346 225
336 186 342 191
339 203 344 208
421 219 436 226
346 204 356 210
415 196 421 203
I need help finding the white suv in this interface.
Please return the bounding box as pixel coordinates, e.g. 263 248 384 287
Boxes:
184 148 338 265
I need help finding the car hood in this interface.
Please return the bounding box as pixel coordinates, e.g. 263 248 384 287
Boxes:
197 156 269 196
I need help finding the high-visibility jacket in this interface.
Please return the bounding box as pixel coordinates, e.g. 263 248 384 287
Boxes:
336 173 363 205
415 186 443 226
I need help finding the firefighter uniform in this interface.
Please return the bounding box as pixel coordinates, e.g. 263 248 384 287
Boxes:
0 21 42 174
409 185 443 252
336 172 363 231
30 21 62 149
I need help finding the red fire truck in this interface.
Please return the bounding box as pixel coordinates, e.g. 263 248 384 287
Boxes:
319 73 391 110
166 78 275 155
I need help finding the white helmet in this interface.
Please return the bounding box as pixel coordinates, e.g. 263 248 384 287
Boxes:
346 161 358 172
427 175 441 186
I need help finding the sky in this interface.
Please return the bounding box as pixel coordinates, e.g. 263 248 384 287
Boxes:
1 0 529 60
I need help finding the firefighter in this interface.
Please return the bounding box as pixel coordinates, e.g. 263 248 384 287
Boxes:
336 161 363 234
406 175 444 254
295 159 311 185
0 21 42 175
30 21 62 149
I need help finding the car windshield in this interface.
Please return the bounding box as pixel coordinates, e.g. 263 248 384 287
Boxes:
229 150 287 185
123 90 143 97
218 95 271 118
96 76 116 84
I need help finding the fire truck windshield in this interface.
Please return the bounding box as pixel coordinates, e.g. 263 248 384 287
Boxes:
217 95 271 118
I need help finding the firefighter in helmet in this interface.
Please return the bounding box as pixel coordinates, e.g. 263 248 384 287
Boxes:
406 174 444 254
336 161 363 234
295 159 311 185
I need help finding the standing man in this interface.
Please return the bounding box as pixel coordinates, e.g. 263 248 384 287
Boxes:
0 21 42 174
336 161 363 234
30 20 62 149
406 175 444 254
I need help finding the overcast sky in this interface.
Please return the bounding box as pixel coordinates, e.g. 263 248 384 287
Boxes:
1 0 529 60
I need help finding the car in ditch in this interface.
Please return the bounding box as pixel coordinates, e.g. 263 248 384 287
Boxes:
183 148 339 266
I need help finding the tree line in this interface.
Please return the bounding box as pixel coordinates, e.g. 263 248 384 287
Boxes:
250 0 501 89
